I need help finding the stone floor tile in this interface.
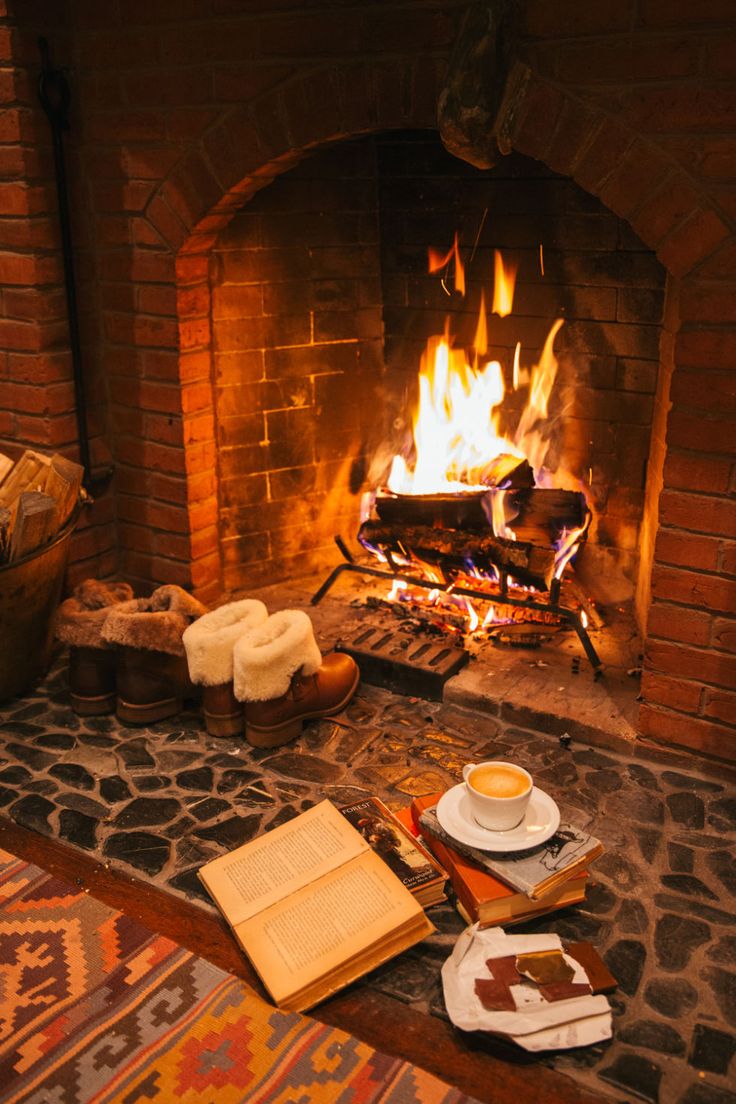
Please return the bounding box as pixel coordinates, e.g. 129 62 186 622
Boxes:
1 653 735 1104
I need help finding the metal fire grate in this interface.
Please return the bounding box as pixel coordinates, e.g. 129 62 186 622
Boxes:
335 624 468 700
314 536 603 674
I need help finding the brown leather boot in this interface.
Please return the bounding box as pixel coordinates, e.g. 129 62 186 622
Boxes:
182 598 268 737
244 653 360 748
102 585 207 726
68 646 118 715
115 647 197 726
233 609 359 748
201 683 243 737
55 580 134 715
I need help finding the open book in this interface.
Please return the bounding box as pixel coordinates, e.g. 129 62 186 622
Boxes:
199 799 435 1012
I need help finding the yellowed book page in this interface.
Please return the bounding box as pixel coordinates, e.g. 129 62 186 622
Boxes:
236 848 428 1007
283 913 435 1012
199 800 367 926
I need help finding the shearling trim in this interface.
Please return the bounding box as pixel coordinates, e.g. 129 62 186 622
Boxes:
74 578 134 610
55 601 114 649
183 599 269 686
55 578 135 648
101 589 206 656
233 609 322 703
149 584 208 620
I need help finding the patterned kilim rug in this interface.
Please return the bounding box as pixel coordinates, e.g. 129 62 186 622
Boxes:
0 846 479 1104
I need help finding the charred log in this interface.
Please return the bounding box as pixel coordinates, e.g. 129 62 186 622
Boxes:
374 486 588 545
489 487 589 545
359 520 556 590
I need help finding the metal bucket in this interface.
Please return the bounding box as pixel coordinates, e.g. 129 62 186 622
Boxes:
0 515 77 702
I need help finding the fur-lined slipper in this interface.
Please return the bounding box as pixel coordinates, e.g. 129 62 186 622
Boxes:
102 585 207 656
182 599 268 687
233 609 322 703
55 579 135 649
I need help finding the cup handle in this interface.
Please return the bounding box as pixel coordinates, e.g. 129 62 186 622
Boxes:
462 764 476 783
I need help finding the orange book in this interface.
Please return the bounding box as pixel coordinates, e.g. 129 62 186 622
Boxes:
398 801 588 928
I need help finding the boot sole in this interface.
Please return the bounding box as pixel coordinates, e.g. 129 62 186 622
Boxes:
204 710 243 738
117 696 182 726
245 668 360 748
70 691 117 717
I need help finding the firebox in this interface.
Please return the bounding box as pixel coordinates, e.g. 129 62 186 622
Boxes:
210 132 664 665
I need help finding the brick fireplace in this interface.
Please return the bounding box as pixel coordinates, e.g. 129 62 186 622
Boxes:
2 1 735 763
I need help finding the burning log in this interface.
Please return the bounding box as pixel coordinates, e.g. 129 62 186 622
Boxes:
489 487 589 545
375 491 488 531
374 486 588 547
359 520 556 590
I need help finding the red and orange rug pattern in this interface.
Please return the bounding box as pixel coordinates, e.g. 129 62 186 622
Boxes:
0 846 478 1104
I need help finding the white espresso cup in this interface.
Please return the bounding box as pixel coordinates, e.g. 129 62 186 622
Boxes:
462 760 533 832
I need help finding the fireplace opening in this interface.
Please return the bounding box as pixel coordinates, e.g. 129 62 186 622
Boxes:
210 130 664 675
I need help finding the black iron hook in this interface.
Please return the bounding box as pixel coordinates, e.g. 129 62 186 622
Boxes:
38 37 70 133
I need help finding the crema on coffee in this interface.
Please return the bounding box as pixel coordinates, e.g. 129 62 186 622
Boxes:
468 764 530 799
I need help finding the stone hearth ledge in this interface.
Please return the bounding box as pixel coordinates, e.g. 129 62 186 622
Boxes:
244 570 641 756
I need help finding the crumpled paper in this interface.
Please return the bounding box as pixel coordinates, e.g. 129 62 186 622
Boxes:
441 925 612 1052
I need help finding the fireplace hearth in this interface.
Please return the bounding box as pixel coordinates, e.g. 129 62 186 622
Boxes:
4 2 735 768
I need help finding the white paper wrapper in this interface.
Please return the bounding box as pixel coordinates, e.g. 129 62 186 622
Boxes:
441 925 612 1052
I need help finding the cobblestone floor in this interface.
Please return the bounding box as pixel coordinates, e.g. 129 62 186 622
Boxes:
1 653 734 1104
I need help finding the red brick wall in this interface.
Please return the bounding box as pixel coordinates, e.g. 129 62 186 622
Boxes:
211 139 384 592
1 1 734 761
0 0 115 580
510 4 736 761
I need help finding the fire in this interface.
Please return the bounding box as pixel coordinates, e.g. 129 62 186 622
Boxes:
492 250 517 317
387 336 519 494
428 232 465 296
387 246 564 495
367 241 595 641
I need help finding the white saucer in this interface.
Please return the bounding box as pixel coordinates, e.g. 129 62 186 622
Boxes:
436 783 561 852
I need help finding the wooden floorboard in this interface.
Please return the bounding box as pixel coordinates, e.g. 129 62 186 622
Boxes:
0 815 609 1104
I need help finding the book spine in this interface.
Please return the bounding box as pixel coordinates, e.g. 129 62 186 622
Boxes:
421 835 481 924
418 811 533 896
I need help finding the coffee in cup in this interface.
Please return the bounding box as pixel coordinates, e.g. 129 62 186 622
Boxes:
462 760 533 832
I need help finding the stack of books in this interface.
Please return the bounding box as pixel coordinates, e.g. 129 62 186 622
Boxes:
401 792 604 928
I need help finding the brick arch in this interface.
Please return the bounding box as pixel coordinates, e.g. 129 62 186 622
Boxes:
496 66 731 280
140 59 443 600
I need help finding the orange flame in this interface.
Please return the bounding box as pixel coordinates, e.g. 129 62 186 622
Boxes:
492 250 517 317
387 247 565 494
428 232 465 296
387 335 519 494
473 289 488 359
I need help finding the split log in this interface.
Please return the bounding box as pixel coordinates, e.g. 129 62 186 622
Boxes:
375 491 488 531
46 453 84 528
0 449 51 508
0 506 10 561
0 453 13 486
488 487 589 546
359 520 555 590
374 486 588 545
8 491 58 561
